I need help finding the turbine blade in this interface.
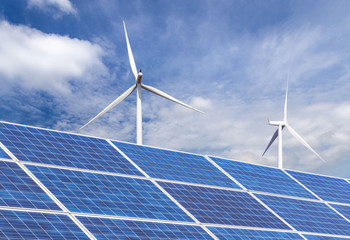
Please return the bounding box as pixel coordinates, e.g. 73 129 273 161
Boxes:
141 84 204 113
284 81 288 122
286 124 326 163
123 21 138 79
262 129 279 156
80 85 136 130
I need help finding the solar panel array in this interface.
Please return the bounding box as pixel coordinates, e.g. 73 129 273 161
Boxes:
1 121 350 239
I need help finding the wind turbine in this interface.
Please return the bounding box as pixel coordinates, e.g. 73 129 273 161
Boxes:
81 21 204 145
262 82 326 169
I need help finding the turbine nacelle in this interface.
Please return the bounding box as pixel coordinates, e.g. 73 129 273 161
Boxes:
268 120 287 126
136 69 143 84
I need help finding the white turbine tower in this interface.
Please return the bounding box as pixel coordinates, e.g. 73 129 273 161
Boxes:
81 21 204 145
262 82 326 169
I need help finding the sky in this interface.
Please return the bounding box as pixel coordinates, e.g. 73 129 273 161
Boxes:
0 0 350 178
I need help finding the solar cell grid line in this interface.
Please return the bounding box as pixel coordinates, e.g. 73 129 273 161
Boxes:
208 155 318 200
77 216 215 240
286 169 350 204
256 193 350 236
0 121 143 176
207 227 304 239
0 161 61 211
158 181 291 230
26 164 195 222
111 140 241 188
0 209 90 240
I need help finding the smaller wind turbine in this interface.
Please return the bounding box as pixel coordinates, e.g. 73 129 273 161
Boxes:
81 21 204 145
262 82 326 169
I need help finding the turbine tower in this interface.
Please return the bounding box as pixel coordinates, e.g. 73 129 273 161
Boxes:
262 82 326 169
81 21 204 145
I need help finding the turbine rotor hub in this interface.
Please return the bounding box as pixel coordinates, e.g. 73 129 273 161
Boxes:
136 70 143 84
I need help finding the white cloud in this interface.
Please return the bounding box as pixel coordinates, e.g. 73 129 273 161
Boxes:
0 21 106 95
28 0 76 15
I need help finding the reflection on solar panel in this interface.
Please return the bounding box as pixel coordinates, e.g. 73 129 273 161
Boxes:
26 165 193 222
257 194 350 235
208 227 303 239
0 147 10 159
1 121 350 239
210 156 317 199
286 170 350 204
112 141 240 188
0 122 142 176
159 181 290 229
0 161 60 210
0 210 89 240
78 217 213 240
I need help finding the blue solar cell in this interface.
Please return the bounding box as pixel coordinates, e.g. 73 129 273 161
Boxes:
0 210 89 240
159 182 290 229
112 141 240 188
257 194 350 236
27 165 193 222
210 156 317 199
286 170 350 204
78 216 213 240
208 227 303 239
0 122 142 176
0 161 60 210
0 147 10 159
303 235 350 240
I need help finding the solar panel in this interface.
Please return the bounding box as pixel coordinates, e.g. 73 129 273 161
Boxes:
0 147 10 159
0 161 60 211
207 227 303 239
257 194 350 236
210 156 317 199
286 170 350 204
26 164 194 222
0 122 142 176
0 210 89 240
1 121 350 239
77 216 213 239
112 141 240 188
158 181 290 229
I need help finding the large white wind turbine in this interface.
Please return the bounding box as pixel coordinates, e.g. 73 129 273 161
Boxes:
262 83 326 169
81 21 204 145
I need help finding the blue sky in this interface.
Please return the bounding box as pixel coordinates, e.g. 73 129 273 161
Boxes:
0 0 350 177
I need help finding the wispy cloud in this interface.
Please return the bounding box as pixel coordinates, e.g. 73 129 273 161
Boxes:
87 4 350 177
27 0 76 16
